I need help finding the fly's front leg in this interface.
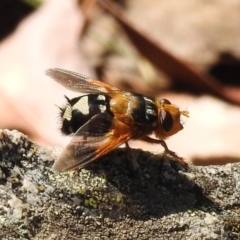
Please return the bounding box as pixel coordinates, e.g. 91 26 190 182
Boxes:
140 136 186 165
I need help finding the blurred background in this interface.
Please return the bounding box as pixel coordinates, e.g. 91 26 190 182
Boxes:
1 0 240 165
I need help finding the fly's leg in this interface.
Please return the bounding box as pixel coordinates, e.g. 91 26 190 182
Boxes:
125 142 140 170
141 136 187 165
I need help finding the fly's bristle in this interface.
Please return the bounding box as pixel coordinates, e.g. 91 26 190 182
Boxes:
64 95 71 103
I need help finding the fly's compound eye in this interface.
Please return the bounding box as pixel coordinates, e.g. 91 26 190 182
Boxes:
160 110 173 132
160 99 171 105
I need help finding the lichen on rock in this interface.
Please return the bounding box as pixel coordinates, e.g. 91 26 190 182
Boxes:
0 129 240 239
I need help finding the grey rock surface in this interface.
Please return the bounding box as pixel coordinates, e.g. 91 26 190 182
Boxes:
0 129 239 239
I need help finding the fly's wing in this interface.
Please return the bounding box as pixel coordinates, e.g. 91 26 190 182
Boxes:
46 68 120 94
52 112 133 172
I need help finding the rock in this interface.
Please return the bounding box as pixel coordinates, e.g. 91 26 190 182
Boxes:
0 129 239 239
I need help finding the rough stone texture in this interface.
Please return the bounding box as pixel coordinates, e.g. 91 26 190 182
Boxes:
0 129 240 239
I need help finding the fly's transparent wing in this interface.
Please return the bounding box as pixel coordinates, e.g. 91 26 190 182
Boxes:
46 68 120 94
52 113 132 172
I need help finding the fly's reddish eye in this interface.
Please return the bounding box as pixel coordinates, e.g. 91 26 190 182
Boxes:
160 110 173 132
160 99 171 104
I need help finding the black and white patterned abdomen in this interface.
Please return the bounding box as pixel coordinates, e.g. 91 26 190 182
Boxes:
61 94 112 135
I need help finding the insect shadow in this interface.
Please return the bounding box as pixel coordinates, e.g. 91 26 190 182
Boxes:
68 148 220 220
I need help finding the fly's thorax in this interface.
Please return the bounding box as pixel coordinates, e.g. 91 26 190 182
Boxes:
155 99 185 139
131 94 158 128
60 94 112 135
110 93 158 128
